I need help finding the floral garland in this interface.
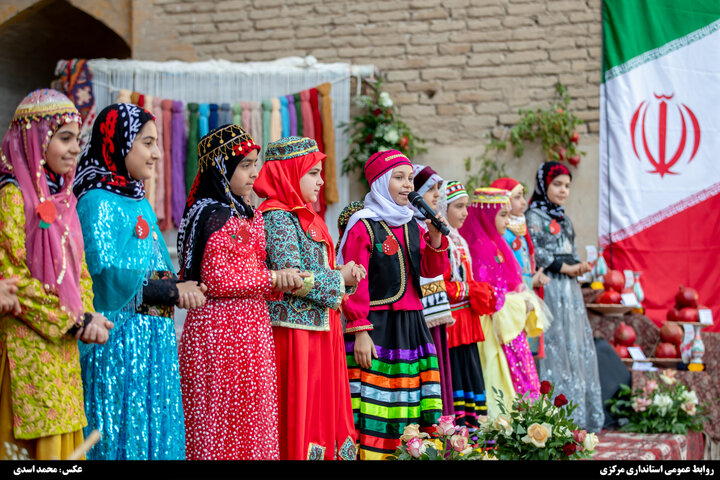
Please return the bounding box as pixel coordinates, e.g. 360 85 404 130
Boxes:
342 77 426 191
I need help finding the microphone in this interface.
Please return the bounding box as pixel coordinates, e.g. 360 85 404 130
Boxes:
408 191 450 236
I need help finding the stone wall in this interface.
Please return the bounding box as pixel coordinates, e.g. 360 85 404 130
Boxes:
142 0 603 249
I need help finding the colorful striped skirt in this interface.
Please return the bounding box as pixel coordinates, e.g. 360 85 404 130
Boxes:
449 343 487 428
345 310 442 460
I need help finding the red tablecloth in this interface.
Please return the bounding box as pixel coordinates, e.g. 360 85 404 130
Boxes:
592 430 704 460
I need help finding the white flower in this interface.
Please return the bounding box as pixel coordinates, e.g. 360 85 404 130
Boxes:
554 426 571 439
681 401 697 416
378 91 394 107
383 128 399 144
680 390 698 405
659 370 677 385
493 415 513 436
652 393 673 416
583 433 599 452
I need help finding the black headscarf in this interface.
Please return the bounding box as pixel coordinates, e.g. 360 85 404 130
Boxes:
73 103 155 201
177 124 260 281
530 161 572 221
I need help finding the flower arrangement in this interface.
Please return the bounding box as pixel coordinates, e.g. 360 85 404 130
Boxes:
390 417 491 461
474 381 598 460
605 369 707 434
342 77 427 191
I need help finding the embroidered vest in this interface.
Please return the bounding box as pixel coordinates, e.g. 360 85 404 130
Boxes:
361 219 421 306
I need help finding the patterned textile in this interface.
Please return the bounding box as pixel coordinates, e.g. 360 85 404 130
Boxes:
449 343 486 428
179 215 278 460
527 206 604 432
73 103 154 201
0 185 93 439
185 103 199 194
262 210 344 330
501 331 541 401
345 309 442 460
592 430 705 460
77 190 184 459
529 161 572 221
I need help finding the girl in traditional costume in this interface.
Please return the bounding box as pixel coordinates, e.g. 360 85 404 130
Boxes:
178 126 306 460
254 136 362 460
525 162 604 432
437 181 497 427
73 103 206 459
339 150 449 459
459 188 547 418
411 165 455 417
490 177 551 359
0 90 112 460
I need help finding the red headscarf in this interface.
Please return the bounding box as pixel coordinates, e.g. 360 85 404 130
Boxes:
490 177 536 272
254 136 335 266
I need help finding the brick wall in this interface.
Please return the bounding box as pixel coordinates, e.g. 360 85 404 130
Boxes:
142 0 603 248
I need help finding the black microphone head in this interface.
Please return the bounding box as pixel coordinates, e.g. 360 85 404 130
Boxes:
408 191 422 205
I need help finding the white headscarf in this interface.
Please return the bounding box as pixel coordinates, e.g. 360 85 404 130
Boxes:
337 169 415 264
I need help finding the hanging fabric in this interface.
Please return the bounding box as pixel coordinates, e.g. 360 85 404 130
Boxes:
261 99 272 155
219 102 232 125
209 103 219 130
148 96 161 217
250 101 262 154
199 103 210 138
186 103 200 195
56 59 97 142
286 94 297 136
270 98 282 142
171 101 187 228
308 88 325 218
280 96 289 137
294 92 303 137
241 102 251 132
117 89 131 103
299 90 314 139
317 82 339 205
130 91 140 105
161 99 174 230
232 103 242 126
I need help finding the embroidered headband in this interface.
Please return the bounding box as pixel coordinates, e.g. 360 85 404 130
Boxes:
265 136 319 161
445 181 468 203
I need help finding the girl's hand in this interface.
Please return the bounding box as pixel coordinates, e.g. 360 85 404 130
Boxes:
560 263 581 277
272 268 311 293
79 313 114 344
0 277 20 315
339 261 366 287
354 330 377 369
578 261 592 275
177 281 207 309
532 267 551 288
425 212 448 248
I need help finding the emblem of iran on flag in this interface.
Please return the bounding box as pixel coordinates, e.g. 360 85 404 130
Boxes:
599 0 720 329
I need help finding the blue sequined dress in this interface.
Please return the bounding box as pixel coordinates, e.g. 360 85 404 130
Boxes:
77 189 185 460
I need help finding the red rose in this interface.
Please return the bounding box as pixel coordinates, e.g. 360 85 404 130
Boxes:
372 108 382 117
562 442 577 456
539 380 552 395
554 394 568 407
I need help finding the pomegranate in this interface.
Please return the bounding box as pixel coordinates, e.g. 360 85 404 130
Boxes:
599 289 621 304
660 322 684 346
654 342 678 359
568 155 580 167
666 307 681 323
675 285 699 308
614 322 636 346
678 307 699 323
570 131 579 143
613 344 629 358
603 270 625 293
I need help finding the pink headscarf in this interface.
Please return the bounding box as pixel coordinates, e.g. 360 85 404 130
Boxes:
458 188 522 298
0 89 85 320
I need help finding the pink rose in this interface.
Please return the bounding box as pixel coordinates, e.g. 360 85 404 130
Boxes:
450 434 473 455
434 415 456 436
573 429 587 443
406 437 426 458
643 380 658 394
632 396 651 412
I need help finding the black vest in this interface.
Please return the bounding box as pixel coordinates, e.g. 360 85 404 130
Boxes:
361 219 422 306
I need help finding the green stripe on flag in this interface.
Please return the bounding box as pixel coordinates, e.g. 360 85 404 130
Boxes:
603 0 720 79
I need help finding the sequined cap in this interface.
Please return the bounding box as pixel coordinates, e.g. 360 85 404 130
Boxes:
197 123 260 172
12 89 81 128
265 136 319 161
472 187 511 208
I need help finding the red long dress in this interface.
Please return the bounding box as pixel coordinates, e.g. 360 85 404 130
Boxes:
179 215 279 460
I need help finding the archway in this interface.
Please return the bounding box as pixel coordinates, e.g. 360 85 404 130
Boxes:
0 0 131 126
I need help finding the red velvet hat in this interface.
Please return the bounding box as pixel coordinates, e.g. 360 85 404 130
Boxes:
364 150 412 185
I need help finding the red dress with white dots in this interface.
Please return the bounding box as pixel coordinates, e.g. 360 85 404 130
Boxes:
179 215 279 460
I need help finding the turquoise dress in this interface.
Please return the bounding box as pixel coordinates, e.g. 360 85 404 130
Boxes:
77 189 185 460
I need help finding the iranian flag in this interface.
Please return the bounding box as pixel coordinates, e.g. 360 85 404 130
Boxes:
600 0 720 330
